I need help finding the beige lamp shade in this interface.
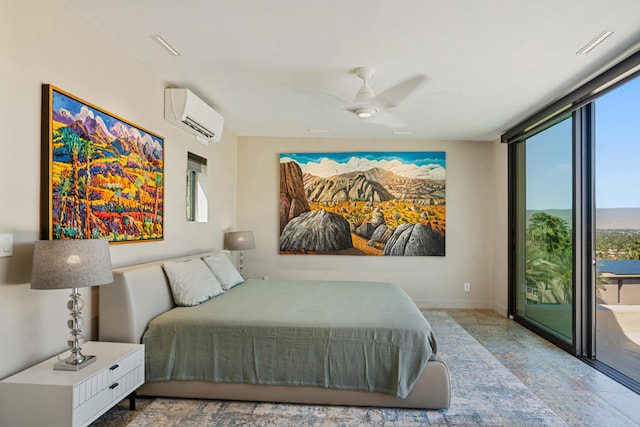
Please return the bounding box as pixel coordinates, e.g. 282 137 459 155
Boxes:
31 239 113 290
224 231 255 251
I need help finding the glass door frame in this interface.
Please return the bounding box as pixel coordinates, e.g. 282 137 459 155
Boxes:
508 113 584 355
508 86 640 392
584 84 640 392
576 104 594 359
506 50 640 390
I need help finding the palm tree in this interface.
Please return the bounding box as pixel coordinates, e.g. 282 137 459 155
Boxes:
549 248 573 304
82 140 96 238
135 175 145 238
528 212 571 255
525 212 573 304
55 172 73 237
153 173 162 234
632 239 640 260
58 127 87 236
525 242 555 303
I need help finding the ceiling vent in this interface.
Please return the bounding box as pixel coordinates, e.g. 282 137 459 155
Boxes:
164 88 224 144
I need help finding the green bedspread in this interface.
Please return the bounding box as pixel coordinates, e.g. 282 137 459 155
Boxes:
143 279 437 398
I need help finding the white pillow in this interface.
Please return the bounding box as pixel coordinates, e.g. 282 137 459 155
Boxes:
162 259 224 306
202 253 244 290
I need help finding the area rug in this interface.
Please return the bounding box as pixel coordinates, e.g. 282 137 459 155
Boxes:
91 312 566 426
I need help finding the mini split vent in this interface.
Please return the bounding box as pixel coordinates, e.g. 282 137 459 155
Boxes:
164 88 224 144
182 116 216 139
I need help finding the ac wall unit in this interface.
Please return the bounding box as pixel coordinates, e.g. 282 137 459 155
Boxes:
164 88 224 144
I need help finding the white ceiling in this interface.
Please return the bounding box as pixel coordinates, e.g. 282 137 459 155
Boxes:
64 0 640 141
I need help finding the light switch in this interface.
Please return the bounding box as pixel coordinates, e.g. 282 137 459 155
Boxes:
0 234 13 257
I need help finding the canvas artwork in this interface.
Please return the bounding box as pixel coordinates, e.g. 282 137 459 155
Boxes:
41 85 164 243
279 151 446 256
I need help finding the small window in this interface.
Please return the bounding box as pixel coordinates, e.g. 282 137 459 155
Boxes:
186 152 208 222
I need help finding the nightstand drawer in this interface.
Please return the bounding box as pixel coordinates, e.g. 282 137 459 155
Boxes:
75 364 144 426
0 342 144 427
73 346 144 408
74 366 110 408
111 364 144 401
76 386 113 427
109 346 144 382
72 346 144 423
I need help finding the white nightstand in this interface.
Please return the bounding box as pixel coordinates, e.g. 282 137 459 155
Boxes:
0 341 144 427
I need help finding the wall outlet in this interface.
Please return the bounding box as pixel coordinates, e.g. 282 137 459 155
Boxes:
464 282 470 292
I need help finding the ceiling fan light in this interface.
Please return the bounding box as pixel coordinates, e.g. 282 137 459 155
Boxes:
355 108 377 118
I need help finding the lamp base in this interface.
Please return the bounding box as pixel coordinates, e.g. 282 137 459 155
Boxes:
238 250 245 278
54 354 96 371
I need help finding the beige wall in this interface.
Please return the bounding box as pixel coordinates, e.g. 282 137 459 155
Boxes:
1 0 510 382
237 137 508 310
600 279 640 305
0 0 238 379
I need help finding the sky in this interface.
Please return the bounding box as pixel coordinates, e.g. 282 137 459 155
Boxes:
53 89 119 130
280 151 446 180
594 76 640 209
52 89 163 148
526 75 640 210
526 117 573 210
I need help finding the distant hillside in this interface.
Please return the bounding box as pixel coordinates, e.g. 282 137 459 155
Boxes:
595 208 640 229
302 167 445 203
526 208 640 229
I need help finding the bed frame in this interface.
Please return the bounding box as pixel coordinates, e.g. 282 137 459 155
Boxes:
99 253 451 409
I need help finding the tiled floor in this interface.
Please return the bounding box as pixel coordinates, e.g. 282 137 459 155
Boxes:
444 309 640 426
93 308 639 426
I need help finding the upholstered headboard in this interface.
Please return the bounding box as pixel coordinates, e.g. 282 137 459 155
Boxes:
99 252 216 343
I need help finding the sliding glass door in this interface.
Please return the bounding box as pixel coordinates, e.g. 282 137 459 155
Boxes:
513 117 574 347
508 49 640 391
593 76 640 383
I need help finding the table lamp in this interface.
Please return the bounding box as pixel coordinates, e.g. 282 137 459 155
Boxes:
223 231 255 277
31 239 113 370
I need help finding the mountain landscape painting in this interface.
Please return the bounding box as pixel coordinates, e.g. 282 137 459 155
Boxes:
279 151 446 256
42 85 164 243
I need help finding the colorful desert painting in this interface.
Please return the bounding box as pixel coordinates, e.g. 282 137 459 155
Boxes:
279 151 446 256
44 86 164 242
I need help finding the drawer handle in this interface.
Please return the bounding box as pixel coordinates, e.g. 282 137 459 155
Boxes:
109 364 119 370
109 383 119 390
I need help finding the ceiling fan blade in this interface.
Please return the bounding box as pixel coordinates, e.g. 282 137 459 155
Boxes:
425 88 463 102
374 74 426 109
364 110 407 128
294 88 351 107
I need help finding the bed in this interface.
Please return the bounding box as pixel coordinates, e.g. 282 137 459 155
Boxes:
98 252 450 409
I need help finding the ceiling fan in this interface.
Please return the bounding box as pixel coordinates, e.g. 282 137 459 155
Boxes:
339 66 426 128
